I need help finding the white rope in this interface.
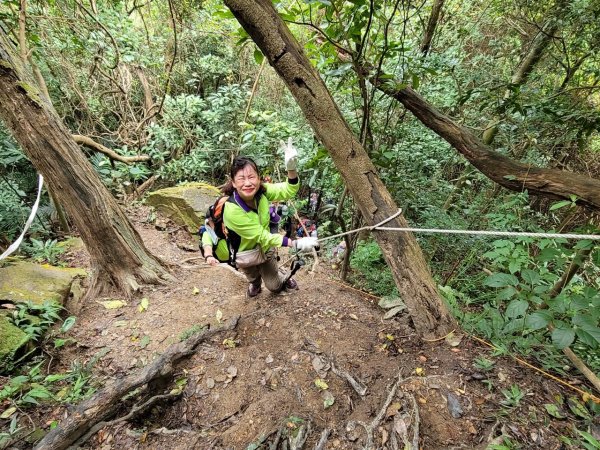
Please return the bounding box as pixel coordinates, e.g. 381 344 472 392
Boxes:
0 174 44 260
317 208 600 243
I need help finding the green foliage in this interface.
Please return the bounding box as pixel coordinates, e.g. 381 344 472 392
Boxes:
473 357 495 372
349 240 398 297
9 301 62 342
22 238 66 265
500 384 525 408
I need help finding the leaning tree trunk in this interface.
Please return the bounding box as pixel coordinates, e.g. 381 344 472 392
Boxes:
225 0 457 339
0 29 169 297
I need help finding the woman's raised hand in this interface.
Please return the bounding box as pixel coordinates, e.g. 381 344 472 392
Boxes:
281 137 298 171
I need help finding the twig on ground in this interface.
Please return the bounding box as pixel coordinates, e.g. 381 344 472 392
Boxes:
314 428 331 450
331 360 368 396
347 371 403 450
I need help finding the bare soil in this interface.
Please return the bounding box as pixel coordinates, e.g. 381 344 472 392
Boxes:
4 205 598 449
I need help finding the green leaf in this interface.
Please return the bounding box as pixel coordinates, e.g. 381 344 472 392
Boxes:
60 316 76 333
411 73 420 90
483 273 519 288
544 403 566 419
549 200 572 211
497 286 518 300
575 328 598 347
520 269 540 285
253 47 264 65
551 328 575 349
567 397 591 419
139 335 151 349
526 311 551 330
505 299 528 319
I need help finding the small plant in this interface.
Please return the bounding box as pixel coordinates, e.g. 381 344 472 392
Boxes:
0 416 24 447
473 357 495 372
501 384 525 408
489 435 521 450
24 238 65 265
10 300 62 341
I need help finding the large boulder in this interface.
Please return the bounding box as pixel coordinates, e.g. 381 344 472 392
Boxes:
145 182 221 231
0 260 86 306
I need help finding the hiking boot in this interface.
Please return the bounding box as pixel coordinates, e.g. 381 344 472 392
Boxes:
285 277 298 290
247 283 262 298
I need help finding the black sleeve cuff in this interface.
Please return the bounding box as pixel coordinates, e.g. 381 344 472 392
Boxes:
288 177 299 185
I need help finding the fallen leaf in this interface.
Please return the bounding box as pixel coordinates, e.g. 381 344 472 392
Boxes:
222 338 236 348
314 378 329 390
216 309 223 323
418 355 427 363
447 392 463 418
192 287 200 295
323 390 335 409
393 416 408 438
418 397 427 404
97 299 127 309
139 335 151 349
567 397 591 420
445 332 464 347
348 314 359 321
381 427 388 446
385 402 402 418
138 297 149 312
415 367 424 376
0 406 16 419
312 355 330 378
206 378 215 389
265 354 274 364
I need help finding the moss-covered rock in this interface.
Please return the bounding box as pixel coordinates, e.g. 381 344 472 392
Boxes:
145 182 221 231
0 260 86 306
0 317 29 366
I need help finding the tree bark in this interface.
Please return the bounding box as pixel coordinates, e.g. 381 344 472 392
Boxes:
0 29 169 297
224 0 457 339
34 316 240 450
420 0 445 56
370 80 600 211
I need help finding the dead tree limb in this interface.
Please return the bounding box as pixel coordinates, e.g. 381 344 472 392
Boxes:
72 134 150 163
35 316 240 450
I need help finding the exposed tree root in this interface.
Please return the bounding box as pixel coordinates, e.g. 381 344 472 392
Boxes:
345 370 420 450
68 391 182 449
35 316 240 450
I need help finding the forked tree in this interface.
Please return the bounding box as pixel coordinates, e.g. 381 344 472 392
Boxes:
224 0 458 339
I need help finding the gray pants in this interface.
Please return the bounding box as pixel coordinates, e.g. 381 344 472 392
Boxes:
240 249 286 293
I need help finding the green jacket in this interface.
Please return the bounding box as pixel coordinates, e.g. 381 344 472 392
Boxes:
223 178 299 253
201 230 230 262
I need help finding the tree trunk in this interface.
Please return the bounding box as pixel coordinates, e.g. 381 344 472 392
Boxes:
370 81 600 211
224 0 457 339
0 29 169 297
420 0 445 56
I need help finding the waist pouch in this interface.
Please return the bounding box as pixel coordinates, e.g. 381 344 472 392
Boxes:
235 247 267 269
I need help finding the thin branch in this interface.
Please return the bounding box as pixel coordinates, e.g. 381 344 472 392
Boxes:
154 0 177 117
72 134 150 163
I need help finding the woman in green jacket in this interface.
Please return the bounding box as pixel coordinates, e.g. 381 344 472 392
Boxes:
223 140 318 297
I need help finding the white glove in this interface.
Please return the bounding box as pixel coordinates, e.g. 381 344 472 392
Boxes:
281 137 298 171
295 237 319 252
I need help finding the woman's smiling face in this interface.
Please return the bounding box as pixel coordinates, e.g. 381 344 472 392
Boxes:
232 164 260 203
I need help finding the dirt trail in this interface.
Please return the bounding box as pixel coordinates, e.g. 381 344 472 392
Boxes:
43 206 587 449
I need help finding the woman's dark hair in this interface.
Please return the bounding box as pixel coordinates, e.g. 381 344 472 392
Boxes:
222 156 266 196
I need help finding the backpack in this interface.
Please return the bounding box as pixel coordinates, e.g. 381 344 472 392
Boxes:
198 196 230 259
